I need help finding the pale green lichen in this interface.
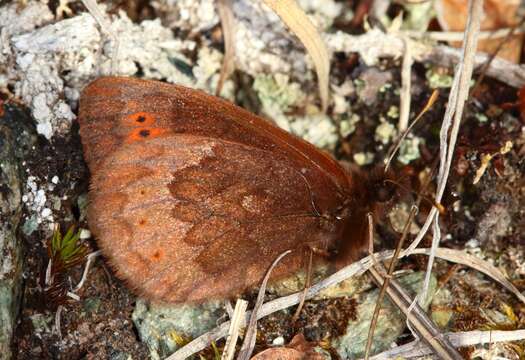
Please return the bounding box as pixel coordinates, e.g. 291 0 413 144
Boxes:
252 73 307 133
379 83 392 93
398 136 423 164
193 46 234 99
375 119 397 145
132 300 223 360
253 73 305 114
475 113 489 123
353 152 375 166
401 1 435 31
29 313 53 334
426 67 454 89
339 113 361 138
387 105 399 119
290 114 338 150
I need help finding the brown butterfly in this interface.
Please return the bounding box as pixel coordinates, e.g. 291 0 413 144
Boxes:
78 76 390 303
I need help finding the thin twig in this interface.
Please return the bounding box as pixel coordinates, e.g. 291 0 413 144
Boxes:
471 17 525 95
55 305 63 339
385 90 438 171
364 205 418 359
402 26 525 42
368 267 462 360
237 250 292 360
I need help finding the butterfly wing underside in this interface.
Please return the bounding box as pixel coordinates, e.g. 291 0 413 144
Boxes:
79 77 354 302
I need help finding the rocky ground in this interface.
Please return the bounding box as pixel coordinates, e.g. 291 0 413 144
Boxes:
0 0 524 359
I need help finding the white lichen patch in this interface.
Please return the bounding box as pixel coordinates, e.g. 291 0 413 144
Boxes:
108 15 196 85
193 46 234 99
5 8 198 139
152 0 219 33
21 175 55 235
331 80 355 115
290 114 338 150
230 0 342 79
253 73 306 132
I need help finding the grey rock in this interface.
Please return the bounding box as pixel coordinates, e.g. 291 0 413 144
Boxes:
0 105 38 359
132 299 225 360
333 271 437 359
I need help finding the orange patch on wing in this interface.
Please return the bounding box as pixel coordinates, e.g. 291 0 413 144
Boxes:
122 111 156 127
151 249 164 261
126 127 168 143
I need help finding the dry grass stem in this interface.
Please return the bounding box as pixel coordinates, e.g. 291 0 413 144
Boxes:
403 25 525 42
72 250 101 292
216 0 236 96
368 267 462 360
418 0 483 304
81 0 119 74
364 205 418 359
371 329 525 359
237 250 292 360
220 299 247 360
263 0 330 111
398 37 413 131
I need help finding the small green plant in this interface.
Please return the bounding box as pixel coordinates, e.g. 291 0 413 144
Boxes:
45 224 88 307
49 224 87 269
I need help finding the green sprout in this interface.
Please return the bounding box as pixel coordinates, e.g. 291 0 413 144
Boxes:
49 224 87 269
45 225 88 307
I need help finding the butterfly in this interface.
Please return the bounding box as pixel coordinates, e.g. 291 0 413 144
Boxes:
78 76 389 303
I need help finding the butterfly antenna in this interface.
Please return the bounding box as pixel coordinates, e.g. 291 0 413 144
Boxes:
384 90 439 172
384 178 445 215
296 170 321 217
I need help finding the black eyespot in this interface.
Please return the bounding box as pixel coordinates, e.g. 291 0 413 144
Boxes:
136 116 146 123
139 129 150 137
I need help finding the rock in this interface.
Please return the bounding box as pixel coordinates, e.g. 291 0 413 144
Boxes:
132 299 226 359
0 104 38 359
333 271 437 359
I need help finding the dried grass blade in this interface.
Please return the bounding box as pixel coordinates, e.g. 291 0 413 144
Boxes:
221 299 247 360
368 267 463 360
412 248 525 304
371 329 525 359
263 0 330 111
216 0 236 96
80 0 119 74
237 250 291 360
